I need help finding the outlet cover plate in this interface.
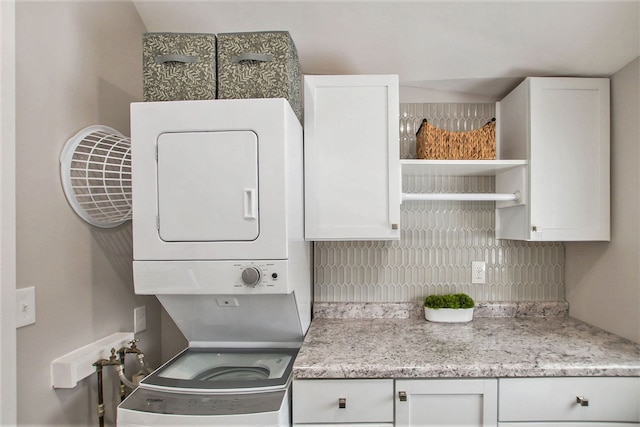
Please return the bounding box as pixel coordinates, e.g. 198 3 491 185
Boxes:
472 261 486 284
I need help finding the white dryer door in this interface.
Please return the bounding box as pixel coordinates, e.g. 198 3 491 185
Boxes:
157 131 259 242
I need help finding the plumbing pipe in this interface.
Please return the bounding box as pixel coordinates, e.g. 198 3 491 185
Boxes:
116 364 137 390
116 339 152 389
137 352 153 375
92 360 107 427
91 346 140 427
116 348 127 402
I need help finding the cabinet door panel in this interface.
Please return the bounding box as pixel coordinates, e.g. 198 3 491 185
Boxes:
529 78 609 241
296 424 393 427
157 131 259 242
304 75 400 241
497 77 610 241
396 379 498 427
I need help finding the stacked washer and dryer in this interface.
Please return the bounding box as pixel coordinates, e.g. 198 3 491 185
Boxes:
117 98 311 426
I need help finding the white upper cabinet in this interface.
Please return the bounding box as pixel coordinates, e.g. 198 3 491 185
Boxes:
496 77 610 241
304 75 401 241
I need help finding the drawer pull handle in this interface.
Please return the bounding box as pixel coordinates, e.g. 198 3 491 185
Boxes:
338 397 346 409
576 396 589 406
399 391 407 401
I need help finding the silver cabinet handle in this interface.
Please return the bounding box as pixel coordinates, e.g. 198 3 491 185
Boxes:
576 396 589 406
338 397 346 408
398 391 407 401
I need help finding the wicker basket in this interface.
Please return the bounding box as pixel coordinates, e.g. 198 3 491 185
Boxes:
416 118 496 160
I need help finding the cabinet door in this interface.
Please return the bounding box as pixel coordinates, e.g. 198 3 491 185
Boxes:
395 379 498 427
497 77 610 241
156 130 259 242
297 425 393 427
528 77 610 241
304 75 400 241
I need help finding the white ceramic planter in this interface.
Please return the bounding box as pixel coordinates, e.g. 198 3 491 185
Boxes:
424 307 474 323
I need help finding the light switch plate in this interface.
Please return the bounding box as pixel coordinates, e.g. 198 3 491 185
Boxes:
16 287 36 328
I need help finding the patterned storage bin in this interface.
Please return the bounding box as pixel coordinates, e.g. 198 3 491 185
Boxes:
217 31 303 122
143 33 217 101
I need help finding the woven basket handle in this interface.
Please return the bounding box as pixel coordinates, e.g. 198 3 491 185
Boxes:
231 52 274 63
155 54 198 64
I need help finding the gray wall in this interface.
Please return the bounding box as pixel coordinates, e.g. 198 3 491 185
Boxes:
565 57 640 343
15 2 162 425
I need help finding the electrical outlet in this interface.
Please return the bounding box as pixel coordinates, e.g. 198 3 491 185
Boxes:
134 306 146 333
472 261 486 284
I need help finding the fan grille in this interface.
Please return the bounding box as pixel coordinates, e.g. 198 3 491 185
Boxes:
60 125 132 228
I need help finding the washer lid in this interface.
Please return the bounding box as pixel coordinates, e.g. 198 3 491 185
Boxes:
141 347 297 393
157 294 304 346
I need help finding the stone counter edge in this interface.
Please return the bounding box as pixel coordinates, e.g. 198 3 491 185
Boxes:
313 301 569 319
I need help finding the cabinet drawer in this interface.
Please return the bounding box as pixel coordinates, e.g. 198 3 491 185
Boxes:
293 379 394 423
500 423 639 426
499 377 640 423
297 425 393 427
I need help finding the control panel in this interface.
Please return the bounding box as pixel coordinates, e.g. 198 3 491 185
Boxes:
133 260 291 294
237 263 282 288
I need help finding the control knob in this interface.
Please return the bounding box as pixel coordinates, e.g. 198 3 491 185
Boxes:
241 267 262 287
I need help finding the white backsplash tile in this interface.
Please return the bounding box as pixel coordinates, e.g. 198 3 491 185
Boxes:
313 103 565 303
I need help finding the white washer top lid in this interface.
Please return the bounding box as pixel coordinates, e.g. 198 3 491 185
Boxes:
157 294 304 346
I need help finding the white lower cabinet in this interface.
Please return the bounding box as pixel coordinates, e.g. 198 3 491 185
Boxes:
500 424 638 427
292 379 394 426
498 377 640 426
293 377 639 426
395 379 498 427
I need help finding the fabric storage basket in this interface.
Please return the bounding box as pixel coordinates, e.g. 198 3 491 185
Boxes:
416 118 496 160
217 31 303 122
143 32 217 102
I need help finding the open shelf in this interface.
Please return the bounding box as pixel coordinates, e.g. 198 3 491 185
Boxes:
400 159 527 204
401 159 527 177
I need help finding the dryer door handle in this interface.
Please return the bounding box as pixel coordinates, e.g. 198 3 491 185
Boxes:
244 188 257 220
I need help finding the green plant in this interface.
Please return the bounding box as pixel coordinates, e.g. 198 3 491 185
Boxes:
424 293 475 309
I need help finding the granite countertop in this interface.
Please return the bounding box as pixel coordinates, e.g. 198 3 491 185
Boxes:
293 304 640 379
